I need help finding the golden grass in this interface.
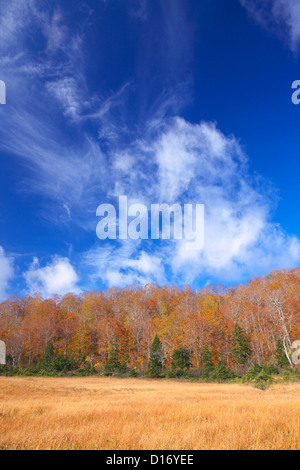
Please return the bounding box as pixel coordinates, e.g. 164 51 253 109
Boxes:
0 377 299 450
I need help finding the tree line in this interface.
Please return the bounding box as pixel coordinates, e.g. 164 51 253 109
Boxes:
0 268 299 381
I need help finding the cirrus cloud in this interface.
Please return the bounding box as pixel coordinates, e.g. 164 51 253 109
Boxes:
241 0 300 52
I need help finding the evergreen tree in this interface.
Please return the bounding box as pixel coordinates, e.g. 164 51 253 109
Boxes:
147 335 164 377
118 353 129 374
201 345 214 377
231 323 251 366
104 344 120 376
172 347 191 370
42 342 56 370
275 339 289 368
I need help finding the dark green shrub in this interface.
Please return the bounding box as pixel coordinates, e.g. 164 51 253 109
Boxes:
263 364 278 375
175 369 188 379
242 363 274 389
165 368 177 378
243 363 278 383
129 368 138 378
242 363 263 381
22 367 37 376
210 361 236 381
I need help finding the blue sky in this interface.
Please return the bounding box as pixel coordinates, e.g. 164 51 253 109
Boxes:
0 0 300 299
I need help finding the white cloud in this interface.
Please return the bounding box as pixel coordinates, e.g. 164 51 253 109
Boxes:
152 119 300 282
0 247 14 301
241 0 300 51
0 1 34 51
46 77 83 120
83 241 166 288
88 116 300 286
24 256 81 298
153 118 246 202
43 9 68 52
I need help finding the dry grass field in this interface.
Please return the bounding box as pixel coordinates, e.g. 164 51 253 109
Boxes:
0 376 299 450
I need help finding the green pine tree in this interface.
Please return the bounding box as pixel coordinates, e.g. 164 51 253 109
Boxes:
231 323 251 366
42 342 56 371
118 353 129 374
147 335 164 377
104 344 120 376
172 347 191 370
201 345 214 377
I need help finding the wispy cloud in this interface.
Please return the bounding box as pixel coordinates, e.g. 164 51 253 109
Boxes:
83 241 166 288
42 9 69 53
241 0 300 52
128 0 148 22
0 1 133 227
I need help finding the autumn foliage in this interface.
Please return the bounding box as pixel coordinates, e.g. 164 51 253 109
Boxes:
0 268 300 374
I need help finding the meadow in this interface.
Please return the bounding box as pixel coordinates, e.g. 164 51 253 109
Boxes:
0 377 299 450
